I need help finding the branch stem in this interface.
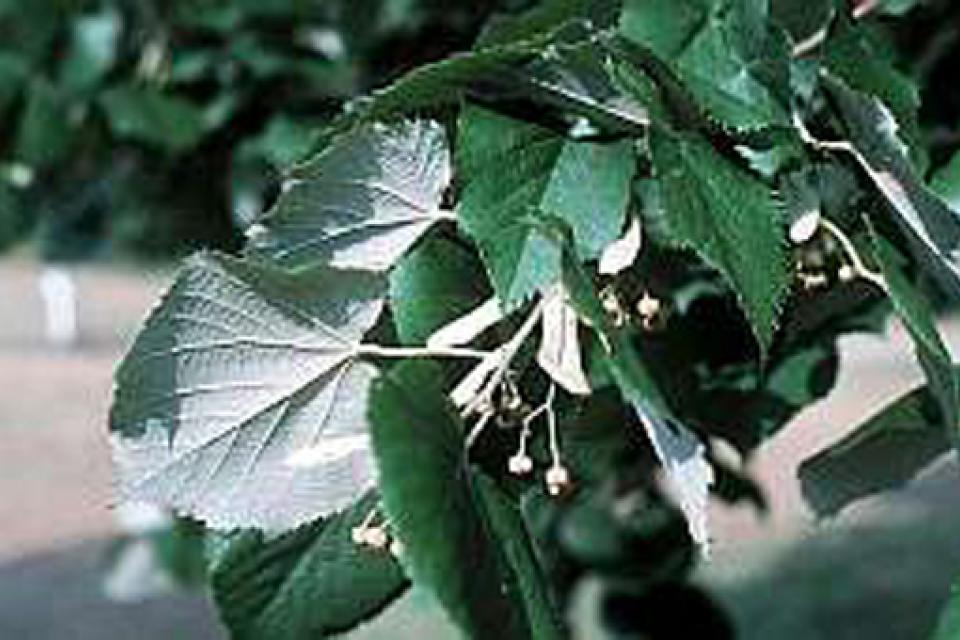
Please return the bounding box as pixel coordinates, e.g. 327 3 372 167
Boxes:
791 0 880 58
356 345 492 360
820 217 888 291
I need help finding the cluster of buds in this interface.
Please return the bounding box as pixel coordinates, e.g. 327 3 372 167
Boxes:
505 383 573 497
789 214 885 291
599 285 667 332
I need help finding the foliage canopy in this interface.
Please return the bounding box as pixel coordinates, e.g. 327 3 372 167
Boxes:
103 0 960 637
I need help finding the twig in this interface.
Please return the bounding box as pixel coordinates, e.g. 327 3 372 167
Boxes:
357 345 492 360
791 0 880 58
819 217 888 291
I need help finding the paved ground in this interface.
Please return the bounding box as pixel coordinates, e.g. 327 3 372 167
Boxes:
0 256 958 639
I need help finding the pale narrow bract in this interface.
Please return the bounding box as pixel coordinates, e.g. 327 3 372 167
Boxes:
536 284 590 396
598 216 642 275
247 119 452 272
109 253 386 531
630 402 715 555
426 296 503 348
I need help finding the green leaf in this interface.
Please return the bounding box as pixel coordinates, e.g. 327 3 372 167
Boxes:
931 151 960 215
932 580 960 640
15 79 72 167
770 0 833 44
103 517 208 600
798 375 952 518
0 53 28 114
240 115 321 170
326 36 549 137
869 229 959 434
619 0 791 130
247 120 451 272
457 105 634 307
649 128 788 353
519 39 650 135
99 85 207 153
823 75 960 297
824 16 924 170
59 9 121 93
368 360 534 639
474 475 567 640
388 236 490 345
479 0 620 47
110 252 386 531
559 250 713 550
209 494 408 639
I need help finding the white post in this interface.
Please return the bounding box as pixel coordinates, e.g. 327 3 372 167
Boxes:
39 266 78 348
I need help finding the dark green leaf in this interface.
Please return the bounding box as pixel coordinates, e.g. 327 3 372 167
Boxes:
99 85 207 153
650 128 788 353
799 374 952 517
457 105 634 307
559 251 712 550
770 0 833 44
931 151 960 215
368 360 532 639
823 75 960 297
474 475 567 640
388 236 489 345
619 0 791 130
869 229 959 434
825 16 924 170
0 53 28 114
327 35 550 136
15 79 71 167
479 0 620 47
209 494 407 640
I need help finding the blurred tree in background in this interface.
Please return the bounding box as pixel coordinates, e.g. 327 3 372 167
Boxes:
0 0 531 260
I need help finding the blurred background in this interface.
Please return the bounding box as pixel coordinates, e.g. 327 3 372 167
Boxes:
0 0 958 638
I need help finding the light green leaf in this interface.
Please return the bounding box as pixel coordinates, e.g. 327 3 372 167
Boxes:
248 120 451 272
457 105 634 307
59 9 121 92
823 75 960 296
620 0 791 130
368 360 534 639
209 494 408 639
100 85 207 153
649 128 788 353
110 252 386 531
869 229 959 435
799 374 952 518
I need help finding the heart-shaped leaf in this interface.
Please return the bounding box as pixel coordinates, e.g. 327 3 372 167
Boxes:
248 120 451 272
110 252 385 531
